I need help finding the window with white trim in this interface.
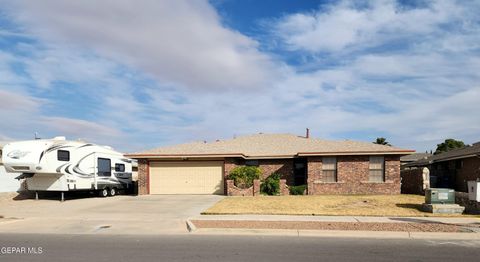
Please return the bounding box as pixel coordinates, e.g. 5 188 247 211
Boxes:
369 156 385 182
322 157 337 182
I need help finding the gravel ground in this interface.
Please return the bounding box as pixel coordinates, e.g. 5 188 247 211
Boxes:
191 220 467 232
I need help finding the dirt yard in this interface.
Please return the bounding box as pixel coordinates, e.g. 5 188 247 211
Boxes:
191 220 468 232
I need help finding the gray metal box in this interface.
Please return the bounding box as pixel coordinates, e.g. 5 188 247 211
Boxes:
425 188 455 204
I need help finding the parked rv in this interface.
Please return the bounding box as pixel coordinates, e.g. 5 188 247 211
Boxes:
1 137 133 199
0 141 22 193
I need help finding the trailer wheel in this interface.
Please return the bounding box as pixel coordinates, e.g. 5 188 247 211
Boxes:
98 188 108 197
109 188 116 197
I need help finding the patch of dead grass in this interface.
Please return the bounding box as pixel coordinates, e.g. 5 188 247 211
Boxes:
203 195 478 217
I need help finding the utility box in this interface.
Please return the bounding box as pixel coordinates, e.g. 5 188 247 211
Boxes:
425 188 455 204
467 181 480 202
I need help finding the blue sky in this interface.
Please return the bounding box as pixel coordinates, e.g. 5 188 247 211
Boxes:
0 0 479 153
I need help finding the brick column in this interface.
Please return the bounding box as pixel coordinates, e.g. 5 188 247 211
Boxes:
307 157 322 195
280 179 289 195
137 159 149 195
253 179 261 196
224 158 238 195
226 180 234 196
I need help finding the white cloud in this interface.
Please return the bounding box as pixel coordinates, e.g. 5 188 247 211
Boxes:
0 0 479 154
272 1 465 53
3 0 281 90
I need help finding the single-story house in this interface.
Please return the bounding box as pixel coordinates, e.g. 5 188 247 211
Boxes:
126 133 414 195
400 153 432 169
404 142 480 192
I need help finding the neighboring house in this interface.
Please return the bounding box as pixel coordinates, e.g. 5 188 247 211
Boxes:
405 142 480 192
400 153 432 169
0 141 21 193
127 133 413 195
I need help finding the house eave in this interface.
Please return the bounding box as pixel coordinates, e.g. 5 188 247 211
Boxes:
297 150 415 156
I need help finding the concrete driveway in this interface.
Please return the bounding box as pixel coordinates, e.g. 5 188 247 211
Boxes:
0 194 224 235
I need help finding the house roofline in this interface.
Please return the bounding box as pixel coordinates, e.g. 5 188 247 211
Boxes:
431 154 480 163
125 153 245 159
297 150 415 156
127 150 415 159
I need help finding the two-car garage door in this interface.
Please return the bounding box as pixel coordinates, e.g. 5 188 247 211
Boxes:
149 161 224 195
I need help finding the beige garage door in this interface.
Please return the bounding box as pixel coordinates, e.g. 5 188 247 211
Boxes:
149 161 224 194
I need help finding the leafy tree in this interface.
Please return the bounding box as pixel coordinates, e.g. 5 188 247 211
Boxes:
434 139 465 155
373 137 391 146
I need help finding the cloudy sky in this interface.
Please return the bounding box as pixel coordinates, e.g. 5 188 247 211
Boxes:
0 0 479 153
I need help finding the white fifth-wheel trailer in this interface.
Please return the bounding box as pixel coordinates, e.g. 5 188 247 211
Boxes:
1 136 133 200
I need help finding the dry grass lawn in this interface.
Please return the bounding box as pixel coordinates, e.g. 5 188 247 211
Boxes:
203 195 477 217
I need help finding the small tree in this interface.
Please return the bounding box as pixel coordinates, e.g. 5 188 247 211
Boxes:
373 137 391 146
434 139 465 155
260 172 281 195
228 166 261 189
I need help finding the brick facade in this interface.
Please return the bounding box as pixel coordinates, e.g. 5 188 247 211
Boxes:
308 155 401 195
137 155 402 195
429 156 480 192
454 157 480 192
223 158 293 181
400 167 429 195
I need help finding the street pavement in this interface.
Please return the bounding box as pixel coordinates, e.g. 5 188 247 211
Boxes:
1 233 480 262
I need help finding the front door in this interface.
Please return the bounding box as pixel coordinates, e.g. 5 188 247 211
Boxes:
293 158 307 186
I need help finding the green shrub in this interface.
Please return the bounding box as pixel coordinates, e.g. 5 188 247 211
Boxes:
260 172 281 195
289 185 306 195
228 166 261 189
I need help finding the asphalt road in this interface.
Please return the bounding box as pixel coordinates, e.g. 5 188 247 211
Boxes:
1 233 480 262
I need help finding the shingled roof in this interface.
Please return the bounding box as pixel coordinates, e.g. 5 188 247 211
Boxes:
404 142 480 167
401 153 432 162
128 133 414 159
429 142 480 162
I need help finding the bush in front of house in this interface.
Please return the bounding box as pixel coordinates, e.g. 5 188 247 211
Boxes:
289 185 306 195
228 166 261 189
260 172 281 195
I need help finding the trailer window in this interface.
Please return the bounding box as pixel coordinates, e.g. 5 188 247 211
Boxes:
57 150 70 161
115 163 125 172
98 158 111 177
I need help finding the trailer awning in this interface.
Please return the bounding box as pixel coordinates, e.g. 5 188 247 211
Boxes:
14 173 34 180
